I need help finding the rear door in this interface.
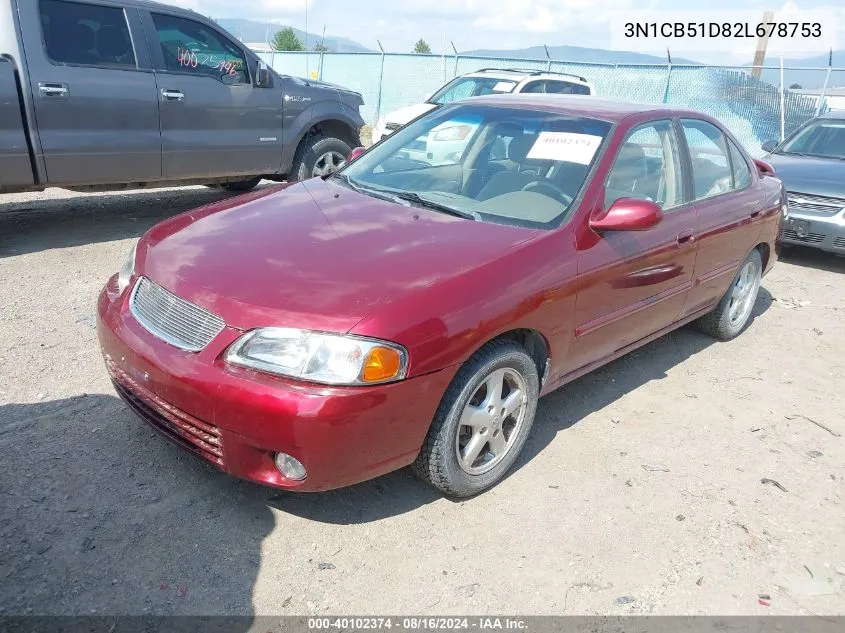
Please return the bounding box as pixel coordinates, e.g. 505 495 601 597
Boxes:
18 0 161 185
141 10 283 180
569 119 697 372
677 118 764 316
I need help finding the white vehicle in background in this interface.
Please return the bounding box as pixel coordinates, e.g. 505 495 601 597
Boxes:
371 68 594 165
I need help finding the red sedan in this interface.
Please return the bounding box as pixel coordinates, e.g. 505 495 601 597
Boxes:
97 95 785 497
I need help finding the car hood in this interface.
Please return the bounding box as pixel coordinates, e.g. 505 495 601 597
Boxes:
384 102 438 126
764 153 845 198
139 180 538 333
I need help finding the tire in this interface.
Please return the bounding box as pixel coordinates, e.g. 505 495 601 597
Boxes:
289 134 352 181
220 177 261 193
412 339 540 497
696 248 763 341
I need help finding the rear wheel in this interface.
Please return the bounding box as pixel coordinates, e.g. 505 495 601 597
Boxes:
696 249 762 340
290 134 352 181
412 340 539 497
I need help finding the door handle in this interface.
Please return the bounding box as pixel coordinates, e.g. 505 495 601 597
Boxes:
676 229 696 245
161 89 184 101
38 83 69 97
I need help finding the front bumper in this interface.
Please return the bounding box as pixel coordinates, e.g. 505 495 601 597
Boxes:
782 209 845 254
96 277 456 492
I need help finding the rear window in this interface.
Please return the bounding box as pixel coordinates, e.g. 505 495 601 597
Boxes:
40 0 136 68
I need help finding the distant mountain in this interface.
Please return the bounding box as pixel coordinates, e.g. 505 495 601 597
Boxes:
462 45 702 66
215 19 371 53
747 51 845 89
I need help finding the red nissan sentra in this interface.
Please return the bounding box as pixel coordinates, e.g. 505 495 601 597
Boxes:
97 95 785 497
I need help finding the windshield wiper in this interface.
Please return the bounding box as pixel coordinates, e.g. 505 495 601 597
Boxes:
391 192 480 221
331 173 406 202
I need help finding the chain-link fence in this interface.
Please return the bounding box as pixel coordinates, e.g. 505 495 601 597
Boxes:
256 50 844 156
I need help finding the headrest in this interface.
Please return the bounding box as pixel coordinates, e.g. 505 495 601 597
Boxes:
98 25 132 61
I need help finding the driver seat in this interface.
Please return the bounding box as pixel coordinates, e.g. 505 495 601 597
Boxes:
477 133 544 200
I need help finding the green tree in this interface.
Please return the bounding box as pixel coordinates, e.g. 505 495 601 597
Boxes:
413 39 431 54
272 27 304 52
313 42 330 52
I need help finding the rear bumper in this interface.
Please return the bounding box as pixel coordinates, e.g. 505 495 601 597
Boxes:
96 279 456 492
782 211 845 254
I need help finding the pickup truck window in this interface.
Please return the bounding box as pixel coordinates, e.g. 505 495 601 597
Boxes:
39 0 136 68
151 13 249 85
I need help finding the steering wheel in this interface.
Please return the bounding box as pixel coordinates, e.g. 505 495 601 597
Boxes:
521 180 573 206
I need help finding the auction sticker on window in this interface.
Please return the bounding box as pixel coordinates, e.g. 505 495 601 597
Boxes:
492 81 516 92
526 132 603 164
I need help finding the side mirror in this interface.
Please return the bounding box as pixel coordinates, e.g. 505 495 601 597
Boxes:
753 159 776 177
347 146 366 163
761 139 778 153
590 198 663 232
255 63 273 88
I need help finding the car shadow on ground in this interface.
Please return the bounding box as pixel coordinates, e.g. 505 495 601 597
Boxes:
0 394 274 619
268 287 775 522
0 185 276 258
779 245 845 274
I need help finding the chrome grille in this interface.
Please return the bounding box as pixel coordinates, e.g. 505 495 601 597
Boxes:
129 277 225 352
787 191 845 216
783 229 825 244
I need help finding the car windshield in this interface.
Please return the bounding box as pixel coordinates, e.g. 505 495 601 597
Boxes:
428 77 518 105
340 104 612 229
778 119 845 159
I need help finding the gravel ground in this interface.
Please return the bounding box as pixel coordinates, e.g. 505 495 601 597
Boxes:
1 186 844 617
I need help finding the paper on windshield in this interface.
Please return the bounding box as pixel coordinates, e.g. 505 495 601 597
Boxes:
526 132 603 164
492 81 516 92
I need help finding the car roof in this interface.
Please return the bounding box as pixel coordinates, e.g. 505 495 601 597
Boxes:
464 68 590 84
116 0 201 15
456 94 700 123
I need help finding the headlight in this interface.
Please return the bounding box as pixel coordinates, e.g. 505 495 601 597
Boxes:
117 241 138 294
432 125 471 142
225 328 408 386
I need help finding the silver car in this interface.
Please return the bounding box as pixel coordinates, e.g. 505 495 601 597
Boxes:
762 111 845 255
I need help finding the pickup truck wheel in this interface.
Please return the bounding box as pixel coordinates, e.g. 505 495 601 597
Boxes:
411 340 539 498
221 177 261 192
291 135 352 181
696 249 762 341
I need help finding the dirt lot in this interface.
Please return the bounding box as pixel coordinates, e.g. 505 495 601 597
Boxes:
1 186 844 617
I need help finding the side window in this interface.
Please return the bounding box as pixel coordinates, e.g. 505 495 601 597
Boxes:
151 13 249 85
605 120 683 210
728 139 751 189
545 81 590 95
681 119 734 200
521 81 546 94
40 0 136 68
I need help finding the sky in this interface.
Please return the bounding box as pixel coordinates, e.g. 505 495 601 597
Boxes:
167 0 844 62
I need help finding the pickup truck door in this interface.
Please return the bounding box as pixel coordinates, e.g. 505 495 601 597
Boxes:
140 9 283 180
17 0 161 185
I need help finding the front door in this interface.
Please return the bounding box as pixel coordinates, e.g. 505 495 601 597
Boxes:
568 120 698 373
142 10 283 180
19 0 161 185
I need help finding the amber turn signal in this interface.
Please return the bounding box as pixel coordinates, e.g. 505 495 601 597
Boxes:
361 346 403 383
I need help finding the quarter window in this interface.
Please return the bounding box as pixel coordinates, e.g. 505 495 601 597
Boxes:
40 0 136 68
152 13 249 85
728 139 751 189
605 121 683 210
681 119 735 200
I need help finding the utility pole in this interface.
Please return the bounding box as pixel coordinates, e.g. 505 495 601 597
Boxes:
751 10 774 79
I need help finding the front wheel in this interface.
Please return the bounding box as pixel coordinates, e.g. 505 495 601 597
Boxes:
412 340 539 497
290 134 352 181
696 249 762 341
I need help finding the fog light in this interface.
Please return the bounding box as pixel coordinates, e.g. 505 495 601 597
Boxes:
275 452 307 480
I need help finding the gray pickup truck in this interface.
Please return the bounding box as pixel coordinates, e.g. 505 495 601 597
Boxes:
0 0 364 194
